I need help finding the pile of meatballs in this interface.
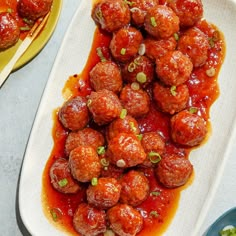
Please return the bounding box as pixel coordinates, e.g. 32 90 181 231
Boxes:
0 0 53 50
49 0 211 235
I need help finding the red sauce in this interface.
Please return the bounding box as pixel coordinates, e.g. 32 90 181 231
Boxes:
42 19 225 236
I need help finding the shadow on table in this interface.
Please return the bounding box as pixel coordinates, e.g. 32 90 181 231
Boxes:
15 167 31 236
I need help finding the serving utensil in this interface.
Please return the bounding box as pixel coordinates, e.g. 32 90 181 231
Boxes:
0 12 50 88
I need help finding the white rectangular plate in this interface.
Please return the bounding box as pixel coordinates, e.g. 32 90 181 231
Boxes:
18 0 236 235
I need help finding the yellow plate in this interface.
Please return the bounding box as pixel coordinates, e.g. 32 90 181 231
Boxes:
0 0 62 72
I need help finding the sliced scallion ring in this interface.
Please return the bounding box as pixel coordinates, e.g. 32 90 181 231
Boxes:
148 151 161 164
91 177 98 186
136 72 147 83
58 178 68 188
100 158 109 167
120 109 127 119
97 146 105 155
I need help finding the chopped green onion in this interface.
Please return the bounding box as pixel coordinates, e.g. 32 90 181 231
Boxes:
124 0 134 6
128 62 136 72
120 108 127 119
120 48 126 55
116 159 126 168
100 158 109 167
97 146 105 155
20 26 31 31
206 67 216 77
23 18 33 25
148 151 161 164
136 72 147 84
136 134 143 141
129 121 137 133
170 86 177 96
189 107 198 114
87 99 92 107
173 33 179 41
131 82 140 91
134 56 142 65
96 47 106 62
220 226 236 236
150 17 157 27
50 208 62 222
95 9 103 20
91 177 98 186
150 191 161 197
58 178 68 188
7 8 13 13
150 210 159 218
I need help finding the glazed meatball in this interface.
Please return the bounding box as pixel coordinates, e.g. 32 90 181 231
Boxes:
87 89 122 125
128 0 159 27
156 50 193 86
141 132 165 167
153 82 189 114
69 146 102 182
87 177 121 209
49 158 81 194
177 27 210 67
106 115 140 141
58 96 89 131
170 109 207 146
18 0 53 21
122 55 154 88
120 84 150 118
120 170 149 206
144 36 177 61
144 5 179 39
110 26 143 63
73 203 106 236
91 0 130 32
107 133 146 168
65 127 105 156
0 12 20 50
168 0 203 27
107 204 143 236
89 61 123 94
156 154 193 188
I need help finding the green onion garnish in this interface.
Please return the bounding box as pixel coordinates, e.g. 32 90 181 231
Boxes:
120 109 127 119
91 177 98 186
148 151 161 164
150 191 161 197
58 178 68 188
97 146 105 155
173 33 179 41
189 107 198 114
170 86 177 96
150 210 159 218
120 48 126 55
96 47 106 62
100 158 109 167
150 17 157 27
136 72 147 84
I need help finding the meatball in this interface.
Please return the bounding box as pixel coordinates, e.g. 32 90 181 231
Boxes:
110 26 143 63
120 170 149 206
58 96 89 131
144 5 179 39
168 0 203 27
177 27 210 67
69 146 102 182
122 55 155 88
170 109 207 146
128 0 159 27
87 89 122 125
107 133 146 168
49 158 80 194
65 127 105 156
153 82 189 114
141 132 165 167
106 115 140 141
73 203 106 236
120 84 150 118
89 61 122 94
100 163 124 179
91 0 130 32
0 12 20 50
156 50 193 86
107 204 143 236
144 36 177 61
87 177 121 209
18 0 53 21
156 154 193 188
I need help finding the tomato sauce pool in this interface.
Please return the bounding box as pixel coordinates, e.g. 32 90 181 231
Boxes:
42 20 225 235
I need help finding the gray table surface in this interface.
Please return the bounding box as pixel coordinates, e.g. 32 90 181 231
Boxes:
0 1 236 235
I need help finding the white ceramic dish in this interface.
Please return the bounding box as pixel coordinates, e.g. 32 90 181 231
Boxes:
18 0 236 235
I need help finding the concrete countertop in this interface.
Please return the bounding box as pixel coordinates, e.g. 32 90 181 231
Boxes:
0 1 235 235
